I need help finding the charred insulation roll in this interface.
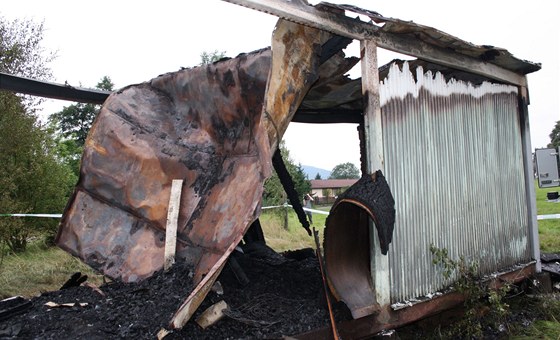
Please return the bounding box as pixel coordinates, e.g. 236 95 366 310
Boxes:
324 170 395 318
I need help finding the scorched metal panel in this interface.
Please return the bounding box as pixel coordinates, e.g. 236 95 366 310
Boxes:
380 62 531 303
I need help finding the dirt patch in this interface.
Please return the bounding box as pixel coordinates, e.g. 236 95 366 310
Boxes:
0 245 350 339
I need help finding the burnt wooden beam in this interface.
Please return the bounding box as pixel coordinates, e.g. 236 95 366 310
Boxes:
223 0 529 86
0 296 32 322
272 148 311 236
227 257 250 286
1 71 365 124
319 35 352 64
243 219 266 244
0 72 110 104
293 109 362 124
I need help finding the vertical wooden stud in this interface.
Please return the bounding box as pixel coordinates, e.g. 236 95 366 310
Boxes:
164 179 183 271
360 39 391 308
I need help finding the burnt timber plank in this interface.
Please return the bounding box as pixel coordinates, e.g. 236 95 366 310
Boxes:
223 0 528 86
0 72 110 104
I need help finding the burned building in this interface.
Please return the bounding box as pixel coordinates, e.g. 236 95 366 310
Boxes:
1 1 542 337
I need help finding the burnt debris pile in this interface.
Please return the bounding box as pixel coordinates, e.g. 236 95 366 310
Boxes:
0 245 351 339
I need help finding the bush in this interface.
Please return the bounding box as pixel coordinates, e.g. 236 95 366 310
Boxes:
430 245 511 338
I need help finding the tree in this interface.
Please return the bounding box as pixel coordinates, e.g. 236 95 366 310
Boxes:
322 188 332 203
48 77 114 176
0 17 55 111
96 76 114 91
50 103 96 146
263 141 311 206
0 16 75 252
200 50 227 65
0 92 76 251
548 120 560 149
49 76 114 147
329 162 360 179
315 173 322 180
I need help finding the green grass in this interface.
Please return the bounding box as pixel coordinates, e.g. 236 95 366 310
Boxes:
539 220 560 253
534 181 560 253
535 181 560 215
259 205 329 252
0 240 103 299
524 320 560 339
509 293 560 339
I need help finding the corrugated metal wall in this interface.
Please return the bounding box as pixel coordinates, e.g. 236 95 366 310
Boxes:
380 62 531 303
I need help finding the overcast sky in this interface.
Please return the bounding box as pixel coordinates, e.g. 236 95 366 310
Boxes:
2 0 558 171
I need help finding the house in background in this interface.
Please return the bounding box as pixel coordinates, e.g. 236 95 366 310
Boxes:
310 179 358 204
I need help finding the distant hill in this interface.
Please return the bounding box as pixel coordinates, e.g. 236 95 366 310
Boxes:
302 165 331 180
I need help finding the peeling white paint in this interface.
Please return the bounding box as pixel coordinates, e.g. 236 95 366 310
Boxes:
379 62 518 107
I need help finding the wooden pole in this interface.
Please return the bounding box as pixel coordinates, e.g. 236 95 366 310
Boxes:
360 39 391 312
164 179 183 271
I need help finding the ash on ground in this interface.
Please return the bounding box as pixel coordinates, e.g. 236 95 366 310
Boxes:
1 245 350 339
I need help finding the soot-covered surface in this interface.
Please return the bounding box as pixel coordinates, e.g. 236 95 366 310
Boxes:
1 246 348 339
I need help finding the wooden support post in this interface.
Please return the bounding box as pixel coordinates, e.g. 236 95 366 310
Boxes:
164 179 183 271
313 227 340 339
360 39 391 311
518 86 541 272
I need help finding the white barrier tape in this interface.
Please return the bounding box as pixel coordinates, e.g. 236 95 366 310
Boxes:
537 214 560 220
302 207 330 215
261 205 287 210
1 204 326 217
0 213 62 218
261 205 330 215
3 212 559 220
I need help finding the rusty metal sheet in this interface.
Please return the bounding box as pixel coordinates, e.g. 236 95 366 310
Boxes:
167 20 337 328
56 18 337 288
56 48 273 282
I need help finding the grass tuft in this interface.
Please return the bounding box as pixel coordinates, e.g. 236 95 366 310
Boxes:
259 206 329 252
534 180 560 253
509 293 560 339
0 240 103 299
